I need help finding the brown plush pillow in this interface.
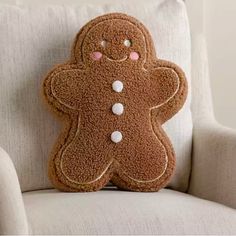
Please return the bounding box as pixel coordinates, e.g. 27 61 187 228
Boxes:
42 13 188 192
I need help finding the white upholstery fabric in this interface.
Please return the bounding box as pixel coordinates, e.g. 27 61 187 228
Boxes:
0 0 192 192
23 188 236 235
190 121 236 209
190 34 214 123
0 147 28 235
189 35 236 209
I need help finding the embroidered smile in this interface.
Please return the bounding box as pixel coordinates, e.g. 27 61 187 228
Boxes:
91 51 139 61
106 55 128 62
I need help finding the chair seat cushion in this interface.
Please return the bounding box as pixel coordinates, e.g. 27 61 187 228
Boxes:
23 189 236 235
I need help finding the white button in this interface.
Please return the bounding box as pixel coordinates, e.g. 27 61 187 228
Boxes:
112 80 123 93
111 131 122 143
112 103 124 115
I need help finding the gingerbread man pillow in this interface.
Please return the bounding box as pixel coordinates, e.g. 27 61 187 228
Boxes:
43 13 188 192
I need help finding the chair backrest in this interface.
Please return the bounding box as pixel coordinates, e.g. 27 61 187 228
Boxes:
0 0 192 192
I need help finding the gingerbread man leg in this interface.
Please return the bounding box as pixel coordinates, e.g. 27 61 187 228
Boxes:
49 117 115 192
111 123 175 192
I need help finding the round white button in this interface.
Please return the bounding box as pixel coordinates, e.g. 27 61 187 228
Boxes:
112 103 124 115
111 131 122 143
112 80 123 93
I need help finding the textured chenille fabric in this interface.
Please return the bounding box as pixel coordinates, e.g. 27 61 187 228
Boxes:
0 0 191 192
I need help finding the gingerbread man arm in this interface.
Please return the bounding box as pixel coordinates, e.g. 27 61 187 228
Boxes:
148 59 188 124
43 64 85 115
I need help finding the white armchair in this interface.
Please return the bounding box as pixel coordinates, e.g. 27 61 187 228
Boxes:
0 1 235 235
0 148 28 234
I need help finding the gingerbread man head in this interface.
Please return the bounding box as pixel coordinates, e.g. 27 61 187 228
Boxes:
43 13 188 192
72 13 156 70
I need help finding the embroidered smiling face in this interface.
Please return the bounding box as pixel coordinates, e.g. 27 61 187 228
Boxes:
73 17 153 68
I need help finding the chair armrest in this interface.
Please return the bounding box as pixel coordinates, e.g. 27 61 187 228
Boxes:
189 34 236 208
0 147 28 235
189 121 236 209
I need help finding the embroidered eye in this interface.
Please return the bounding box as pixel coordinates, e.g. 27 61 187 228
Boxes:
124 39 132 47
101 40 107 47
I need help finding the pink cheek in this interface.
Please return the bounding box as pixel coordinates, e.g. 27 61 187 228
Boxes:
90 51 102 61
129 51 139 61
